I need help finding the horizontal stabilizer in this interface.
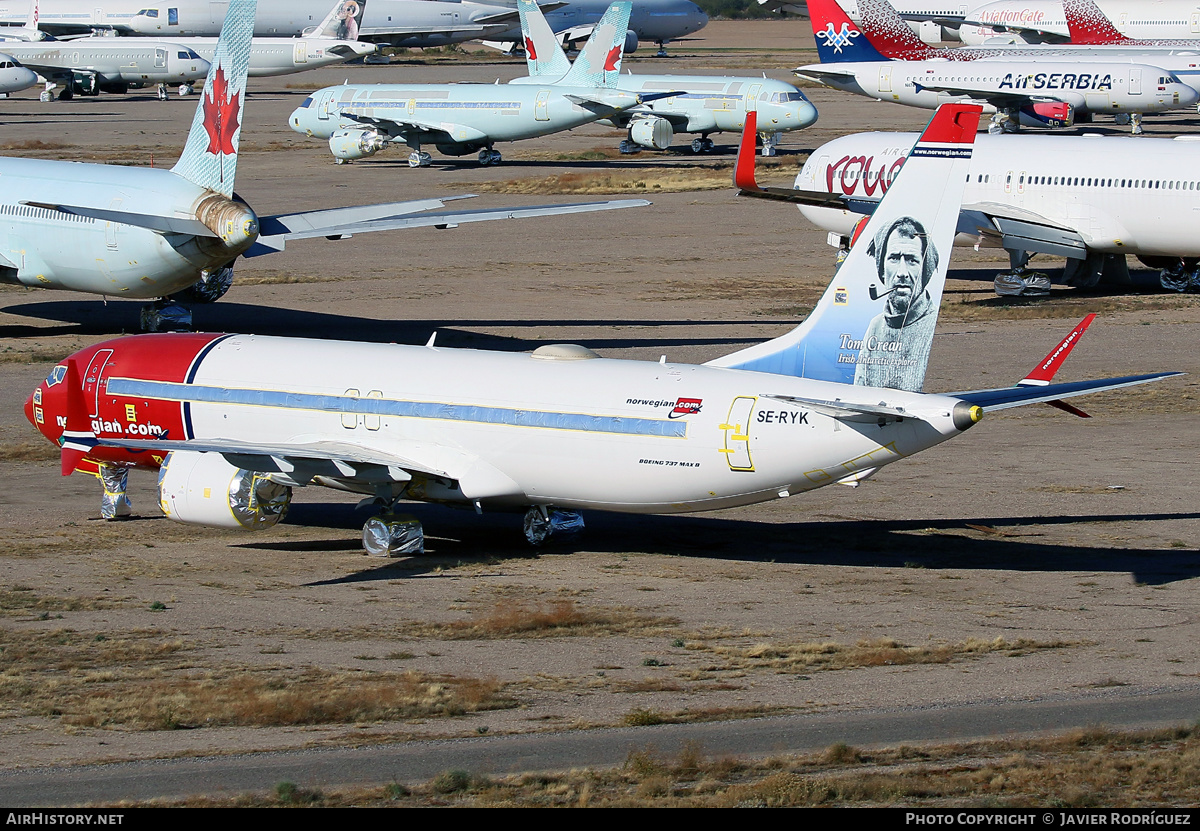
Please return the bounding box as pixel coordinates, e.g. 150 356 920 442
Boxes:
20 201 218 237
953 373 1182 412
762 393 912 423
247 198 649 256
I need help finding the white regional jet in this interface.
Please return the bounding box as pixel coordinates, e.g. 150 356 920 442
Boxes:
0 0 647 329
1 33 208 97
960 0 1200 45
289 2 682 166
509 0 817 155
23 104 1179 551
801 0 1200 133
0 51 37 89
778 128 1200 293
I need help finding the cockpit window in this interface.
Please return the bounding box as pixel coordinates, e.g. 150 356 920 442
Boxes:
46 365 66 387
178 49 200 59
0 61 12 69
301 96 314 108
140 8 159 16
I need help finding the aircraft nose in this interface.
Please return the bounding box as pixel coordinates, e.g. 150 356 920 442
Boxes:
688 2 708 32
23 388 36 430
796 100 818 128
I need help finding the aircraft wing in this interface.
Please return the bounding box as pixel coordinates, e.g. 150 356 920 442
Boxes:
473 2 568 25
959 18 1070 43
90 436 523 500
794 65 861 83
247 197 651 256
340 108 489 144
20 200 219 237
911 80 1073 108
950 373 1183 412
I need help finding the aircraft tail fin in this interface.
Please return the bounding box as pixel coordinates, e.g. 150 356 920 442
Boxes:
306 0 367 40
559 1 630 88
25 0 37 30
706 104 982 393
849 0 941 59
1062 0 1131 44
170 0 256 198
518 0 572 79
808 0 901 62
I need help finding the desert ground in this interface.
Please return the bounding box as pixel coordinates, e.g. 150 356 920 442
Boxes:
0 19 1198 803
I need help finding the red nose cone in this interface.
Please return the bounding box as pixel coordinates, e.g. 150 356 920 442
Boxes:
23 389 36 430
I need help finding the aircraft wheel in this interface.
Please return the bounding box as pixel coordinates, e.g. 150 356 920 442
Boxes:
478 148 492 166
690 137 704 153
177 266 234 304
156 84 168 101
139 299 193 333
522 506 585 546
618 139 640 154
38 90 52 102
178 84 193 97
488 149 502 165
703 138 714 152
408 151 423 168
58 87 73 101
362 513 424 557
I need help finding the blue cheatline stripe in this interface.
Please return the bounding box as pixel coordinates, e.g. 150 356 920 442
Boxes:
105 378 687 439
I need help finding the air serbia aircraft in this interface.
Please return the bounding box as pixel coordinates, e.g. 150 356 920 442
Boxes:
0 0 647 329
24 104 1179 551
289 3 682 166
760 128 1200 293
509 0 815 155
799 0 1198 133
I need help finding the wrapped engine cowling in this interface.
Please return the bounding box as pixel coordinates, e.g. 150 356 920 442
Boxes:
328 128 385 162
158 451 291 530
1019 102 1074 129
629 116 674 150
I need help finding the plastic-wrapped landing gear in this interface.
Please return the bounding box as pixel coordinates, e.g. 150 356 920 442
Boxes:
362 513 425 557
522 506 585 546
140 298 193 332
98 464 132 520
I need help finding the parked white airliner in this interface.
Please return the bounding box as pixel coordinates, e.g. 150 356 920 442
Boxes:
509 0 816 154
0 0 647 329
1 35 208 97
762 129 1200 292
24 104 1177 550
960 0 1200 45
289 3 685 166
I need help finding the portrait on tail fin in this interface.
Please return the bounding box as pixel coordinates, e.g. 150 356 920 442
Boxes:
853 216 940 391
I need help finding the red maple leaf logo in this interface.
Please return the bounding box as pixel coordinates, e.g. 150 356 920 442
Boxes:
604 45 621 72
524 36 537 61
202 65 240 156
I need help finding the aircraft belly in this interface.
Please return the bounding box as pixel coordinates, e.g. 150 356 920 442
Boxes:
16 226 201 297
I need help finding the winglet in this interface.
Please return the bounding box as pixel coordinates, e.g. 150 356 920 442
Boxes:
60 359 96 476
734 110 759 191
170 0 256 197
1018 313 1098 418
1062 0 1131 44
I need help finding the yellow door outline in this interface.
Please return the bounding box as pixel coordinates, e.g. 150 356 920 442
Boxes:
720 396 756 472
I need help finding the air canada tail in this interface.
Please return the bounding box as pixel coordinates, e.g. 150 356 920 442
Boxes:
706 104 982 393
518 0 572 80
559 1 630 88
1062 0 1131 44
307 0 367 41
808 0 897 62
170 0 256 197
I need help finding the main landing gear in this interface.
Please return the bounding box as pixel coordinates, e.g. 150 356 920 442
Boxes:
477 147 502 166
994 250 1051 297
407 150 433 167
138 266 235 332
523 505 584 546
156 83 169 101
690 136 714 153
1114 112 1145 135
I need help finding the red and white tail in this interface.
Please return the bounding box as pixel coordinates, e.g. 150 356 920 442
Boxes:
1018 314 1097 417
1062 0 1131 44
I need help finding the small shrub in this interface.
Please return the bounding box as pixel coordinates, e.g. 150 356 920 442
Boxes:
431 769 471 794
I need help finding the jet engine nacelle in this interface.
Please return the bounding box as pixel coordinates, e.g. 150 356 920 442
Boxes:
629 116 674 150
328 128 384 162
158 451 292 530
623 29 638 53
1019 102 1075 129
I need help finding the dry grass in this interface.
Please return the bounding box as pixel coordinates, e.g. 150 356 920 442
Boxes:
0 440 58 462
469 168 734 196
405 599 678 640
688 636 1069 673
148 726 1200 806
0 628 512 728
0 586 117 617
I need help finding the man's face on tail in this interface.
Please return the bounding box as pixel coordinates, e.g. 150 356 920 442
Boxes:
883 229 923 314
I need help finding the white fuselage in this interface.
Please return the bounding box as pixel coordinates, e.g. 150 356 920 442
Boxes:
171 36 375 77
0 52 37 90
0 158 243 297
961 0 1200 44
2 38 208 84
800 58 1197 115
512 73 819 137
795 131 1200 257
156 334 970 513
290 83 647 155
